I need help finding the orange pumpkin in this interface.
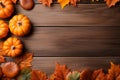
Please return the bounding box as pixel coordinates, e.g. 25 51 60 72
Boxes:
9 14 31 36
2 37 23 57
0 20 9 38
0 0 14 18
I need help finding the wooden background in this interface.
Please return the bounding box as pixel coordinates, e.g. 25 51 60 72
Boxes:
4 0 120 75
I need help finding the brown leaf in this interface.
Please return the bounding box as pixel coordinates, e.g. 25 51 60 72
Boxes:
11 0 18 4
15 52 33 70
107 62 120 80
0 55 5 63
0 41 4 56
38 0 53 7
92 69 108 80
105 0 120 7
31 70 47 80
49 63 70 80
80 69 93 80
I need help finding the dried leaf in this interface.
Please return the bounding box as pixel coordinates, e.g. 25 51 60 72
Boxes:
92 69 108 80
58 0 70 9
49 63 70 80
80 69 93 80
17 68 31 80
11 0 18 4
66 71 80 80
0 41 4 56
70 0 77 6
0 55 5 63
31 70 47 80
15 52 33 70
38 0 53 7
107 62 120 80
105 0 120 7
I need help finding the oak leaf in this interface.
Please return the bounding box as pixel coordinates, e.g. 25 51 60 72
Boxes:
11 0 18 4
105 0 120 7
49 63 70 80
31 70 47 80
38 0 53 7
107 62 120 80
15 52 33 70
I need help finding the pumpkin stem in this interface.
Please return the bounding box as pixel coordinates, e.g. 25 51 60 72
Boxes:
17 21 22 26
11 45 15 50
0 2 5 8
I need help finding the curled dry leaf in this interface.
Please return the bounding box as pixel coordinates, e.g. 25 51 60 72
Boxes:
49 63 70 80
0 55 5 63
19 0 34 10
105 0 120 7
15 52 33 70
31 70 47 80
38 0 52 7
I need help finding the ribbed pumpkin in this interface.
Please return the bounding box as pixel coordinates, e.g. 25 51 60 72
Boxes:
0 0 14 18
2 37 23 57
0 20 9 38
9 14 31 36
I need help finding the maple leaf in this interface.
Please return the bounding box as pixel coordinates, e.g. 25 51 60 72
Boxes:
105 0 120 7
17 68 32 80
0 55 5 63
38 0 53 7
31 70 47 80
70 0 77 6
49 63 70 80
11 0 18 4
92 69 108 80
107 62 120 80
15 52 33 70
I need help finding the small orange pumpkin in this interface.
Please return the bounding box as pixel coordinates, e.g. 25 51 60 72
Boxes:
0 0 14 18
0 20 9 38
9 14 31 36
2 37 23 57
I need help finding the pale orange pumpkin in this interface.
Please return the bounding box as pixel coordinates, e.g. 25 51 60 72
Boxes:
2 37 23 57
9 14 31 36
0 0 14 18
0 20 9 38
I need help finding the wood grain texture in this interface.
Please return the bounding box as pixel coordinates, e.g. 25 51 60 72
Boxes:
15 27 120 57
15 4 120 26
32 57 120 75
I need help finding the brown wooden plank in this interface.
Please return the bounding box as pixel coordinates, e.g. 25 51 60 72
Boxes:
32 57 120 75
14 27 120 57
15 4 120 26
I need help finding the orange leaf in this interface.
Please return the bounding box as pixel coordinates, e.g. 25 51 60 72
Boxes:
31 70 47 80
107 62 120 80
49 63 70 80
105 0 120 7
0 55 5 63
0 41 4 56
11 0 18 4
15 52 33 70
58 0 70 9
38 0 53 7
70 0 77 6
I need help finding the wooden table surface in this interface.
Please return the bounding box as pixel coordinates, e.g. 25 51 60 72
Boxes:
4 0 120 75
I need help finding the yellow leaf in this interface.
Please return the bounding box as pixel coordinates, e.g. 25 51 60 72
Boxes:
58 0 70 9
